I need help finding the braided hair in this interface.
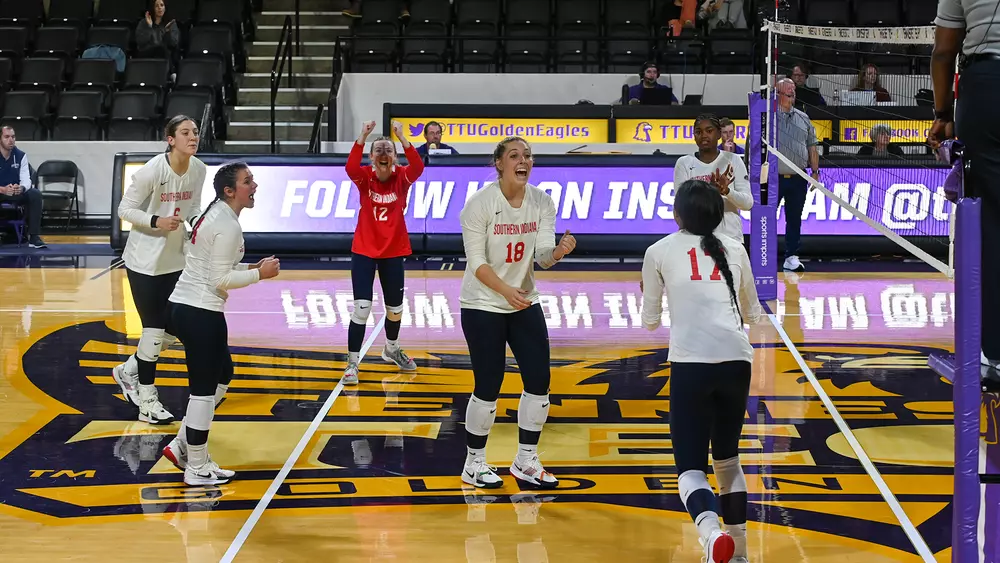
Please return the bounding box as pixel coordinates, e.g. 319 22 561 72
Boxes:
190 161 248 243
693 112 721 131
674 179 743 327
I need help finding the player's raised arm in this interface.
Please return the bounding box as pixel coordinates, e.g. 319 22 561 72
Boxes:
346 120 376 186
392 120 425 185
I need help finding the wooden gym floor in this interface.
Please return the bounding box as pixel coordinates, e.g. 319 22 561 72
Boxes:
0 256 959 562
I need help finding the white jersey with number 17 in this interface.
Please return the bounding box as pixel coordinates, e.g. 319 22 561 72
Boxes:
459 182 559 314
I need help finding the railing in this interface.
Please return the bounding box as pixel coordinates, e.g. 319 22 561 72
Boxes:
327 38 347 142
198 102 216 152
270 14 295 153
308 104 324 153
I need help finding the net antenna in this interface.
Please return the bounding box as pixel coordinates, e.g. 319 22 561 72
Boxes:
763 20 954 278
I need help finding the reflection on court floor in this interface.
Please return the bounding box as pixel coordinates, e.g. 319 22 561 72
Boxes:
0 268 957 562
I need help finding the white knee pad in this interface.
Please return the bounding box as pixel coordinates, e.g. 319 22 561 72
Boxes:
136 328 165 362
160 332 178 351
677 469 712 506
712 456 747 495
350 299 372 325
465 395 497 437
517 391 550 433
385 302 404 322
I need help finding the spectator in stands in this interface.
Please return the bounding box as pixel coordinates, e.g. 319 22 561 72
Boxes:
698 0 747 29
858 124 903 157
343 0 411 22
656 0 696 36
718 118 744 154
137 0 179 74
851 63 892 103
416 121 458 156
624 62 679 105
0 127 45 249
775 79 819 273
790 62 826 108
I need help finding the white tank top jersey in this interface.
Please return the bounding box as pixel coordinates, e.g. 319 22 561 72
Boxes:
169 201 260 313
640 230 763 364
459 182 560 314
118 153 208 276
672 151 753 243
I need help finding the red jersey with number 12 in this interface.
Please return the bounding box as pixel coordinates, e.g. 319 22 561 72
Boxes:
345 141 424 258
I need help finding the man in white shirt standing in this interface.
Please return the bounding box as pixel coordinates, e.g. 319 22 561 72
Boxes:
0 126 45 248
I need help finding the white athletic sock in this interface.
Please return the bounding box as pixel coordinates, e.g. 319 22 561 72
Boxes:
516 443 538 462
695 511 722 542
138 384 156 402
385 339 399 352
176 418 187 443
187 442 208 468
466 447 486 463
727 523 748 557
214 384 229 405
348 351 360 365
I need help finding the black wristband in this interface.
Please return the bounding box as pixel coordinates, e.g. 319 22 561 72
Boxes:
150 215 159 229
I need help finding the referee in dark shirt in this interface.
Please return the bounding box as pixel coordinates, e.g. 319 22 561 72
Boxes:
931 0 1000 366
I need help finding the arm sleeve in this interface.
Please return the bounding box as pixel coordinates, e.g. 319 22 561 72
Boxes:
673 157 690 188
725 154 754 211
210 228 260 290
118 161 157 227
806 118 818 147
345 141 368 191
460 196 490 275
166 22 180 47
135 21 155 49
737 246 763 325
185 164 208 224
533 192 559 269
640 246 665 331
935 0 966 28
19 153 31 190
401 144 425 185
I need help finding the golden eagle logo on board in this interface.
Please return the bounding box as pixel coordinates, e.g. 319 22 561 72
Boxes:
0 321 961 556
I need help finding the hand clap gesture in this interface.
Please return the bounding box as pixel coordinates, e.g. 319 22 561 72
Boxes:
553 230 576 261
255 256 281 279
710 163 734 196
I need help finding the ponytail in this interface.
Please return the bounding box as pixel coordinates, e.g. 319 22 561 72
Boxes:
700 233 743 328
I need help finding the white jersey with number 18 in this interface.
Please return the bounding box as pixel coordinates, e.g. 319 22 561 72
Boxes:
459 182 559 314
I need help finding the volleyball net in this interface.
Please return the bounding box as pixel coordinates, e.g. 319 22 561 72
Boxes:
751 19 985 563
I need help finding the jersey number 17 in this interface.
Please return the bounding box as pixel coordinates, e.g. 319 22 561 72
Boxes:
687 247 721 281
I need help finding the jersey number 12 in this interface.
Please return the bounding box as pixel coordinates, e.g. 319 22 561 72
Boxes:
373 206 388 222
688 247 721 281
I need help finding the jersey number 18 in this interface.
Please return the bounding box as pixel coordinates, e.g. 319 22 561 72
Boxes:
687 247 721 281
505 241 525 263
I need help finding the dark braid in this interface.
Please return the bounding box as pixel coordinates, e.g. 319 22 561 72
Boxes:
693 112 722 131
674 179 743 328
190 161 248 243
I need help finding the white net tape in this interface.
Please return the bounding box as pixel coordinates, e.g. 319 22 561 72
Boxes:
763 21 934 45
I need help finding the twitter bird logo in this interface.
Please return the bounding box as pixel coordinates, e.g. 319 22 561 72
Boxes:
408 123 425 136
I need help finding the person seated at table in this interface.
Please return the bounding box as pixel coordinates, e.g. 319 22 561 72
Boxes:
851 63 892 103
623 62 679 105
857 124 903 157
415 121 458 156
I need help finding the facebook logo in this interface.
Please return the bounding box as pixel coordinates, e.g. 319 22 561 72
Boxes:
844 127 858 141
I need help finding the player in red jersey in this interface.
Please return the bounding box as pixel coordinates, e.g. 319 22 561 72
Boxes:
342 120 425 385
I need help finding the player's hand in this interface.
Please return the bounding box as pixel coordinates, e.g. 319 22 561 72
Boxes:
258 257 280 279
156 216 182 231
927 118 954 149
639 279 644 293
361 120 376 137
391 120 405 139
502 285 532 310
252 255 276 270
711 164 733 196
553 230 576 260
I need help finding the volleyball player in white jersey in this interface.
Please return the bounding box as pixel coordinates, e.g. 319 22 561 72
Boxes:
457 136 576 489
114 115 207 425
640 179 762 563
673 114 752 243
162 161 280 485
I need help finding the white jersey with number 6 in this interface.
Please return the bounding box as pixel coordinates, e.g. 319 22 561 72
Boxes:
459 182 559 314
640 230 762 364
118 153 207 276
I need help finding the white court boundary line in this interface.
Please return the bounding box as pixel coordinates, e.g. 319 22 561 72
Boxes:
766 313 936 562
219 315 386 563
